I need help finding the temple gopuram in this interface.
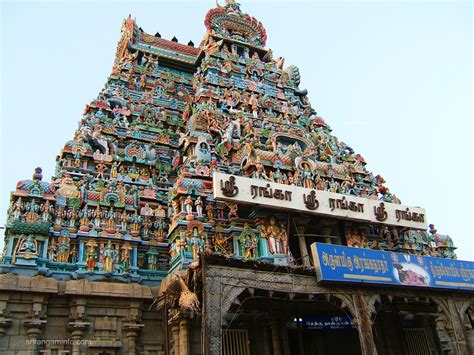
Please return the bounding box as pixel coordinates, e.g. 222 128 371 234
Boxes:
1 2 473 354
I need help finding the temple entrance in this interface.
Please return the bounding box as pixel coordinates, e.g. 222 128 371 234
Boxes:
373 297 443 354
223 291 362 355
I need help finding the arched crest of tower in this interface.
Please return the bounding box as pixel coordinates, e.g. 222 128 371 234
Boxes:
205 1 267 47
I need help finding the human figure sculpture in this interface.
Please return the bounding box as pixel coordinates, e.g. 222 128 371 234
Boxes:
18 235 37 255
56 237 70 263
121 242 133 271
102 241 115 272
195 196 203 217
184 196 193 216
86 239 97 271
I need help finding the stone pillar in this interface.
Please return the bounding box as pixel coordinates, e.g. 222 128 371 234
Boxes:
262 324 272 355
24 319 46 355
353 291 377 355
270 320 282 355
446 298 471 355
179 318 190 355
280 320 291 355
293 217 310 266
123 323 144 355
171 320 181 355
204 276 222 354
321 225 333 245
68 321 90 355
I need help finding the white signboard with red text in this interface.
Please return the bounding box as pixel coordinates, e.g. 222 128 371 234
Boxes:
213 172 427 230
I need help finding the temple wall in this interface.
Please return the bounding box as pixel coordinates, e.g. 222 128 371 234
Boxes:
0 274 165 355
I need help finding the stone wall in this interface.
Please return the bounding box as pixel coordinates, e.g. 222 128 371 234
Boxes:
0 274 165 355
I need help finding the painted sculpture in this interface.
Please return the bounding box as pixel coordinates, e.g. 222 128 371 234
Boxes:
0 2 456 285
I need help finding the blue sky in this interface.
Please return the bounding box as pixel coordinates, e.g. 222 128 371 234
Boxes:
1 0 472 259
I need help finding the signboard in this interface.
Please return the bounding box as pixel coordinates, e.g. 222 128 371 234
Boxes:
291 315 355 330
311 243 474 291
213 172 427 229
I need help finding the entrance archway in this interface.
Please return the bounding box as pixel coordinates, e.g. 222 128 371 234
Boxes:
222 288 362 355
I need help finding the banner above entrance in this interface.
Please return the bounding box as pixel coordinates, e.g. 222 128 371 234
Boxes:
213 173 427 229
311 243 474 291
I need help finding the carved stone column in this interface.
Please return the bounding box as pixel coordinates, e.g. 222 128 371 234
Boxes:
321 225 333 244
446 298 471 355
204 276 222 355
280 319 291 355
293 217 310 266
68 321 90 355
24 319 47 355
352 291 377 355
170 318 181 355
262 323 272 355
179 318 190 355
270 320 282 355
123 323 144 355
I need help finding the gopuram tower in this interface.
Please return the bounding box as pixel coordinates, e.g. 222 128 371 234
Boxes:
1 2 472 355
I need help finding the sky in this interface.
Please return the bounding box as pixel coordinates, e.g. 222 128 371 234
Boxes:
0 0 472 260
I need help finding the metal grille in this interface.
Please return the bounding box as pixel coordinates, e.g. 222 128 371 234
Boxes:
404 328 430 355
222 329 250 355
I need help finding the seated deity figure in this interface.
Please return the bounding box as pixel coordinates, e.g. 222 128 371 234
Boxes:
18 235 37 255
56 175 81 199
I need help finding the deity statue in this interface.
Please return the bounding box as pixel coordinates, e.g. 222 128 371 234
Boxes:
194 196 203 217
184 196 193 216
48 240 57 261
300 162 314 189
67 208 78 230
54 206 66 229
154 204 166 219
140 203 154 217
56 174 81 199
56 236 70 263
110 161 120 179
96 163 107 179
102 240 116 272
153 217 166 242
214 224 232 256
147 249 158 271
225 202 238 220
105 207 117 231
92 205 103 229
278 222 288 255
79 205 91 231
188 227 204 260
24 199 40 222
130 210 142 236
252 157 269 180
259 217 277 254
119 210 130 231
18 235 38 256
86 239 98 271
121 242 133 272
10 197 24 221
248 93 259 118
69 245 78 263
41 200 54 222
240 224 257 259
